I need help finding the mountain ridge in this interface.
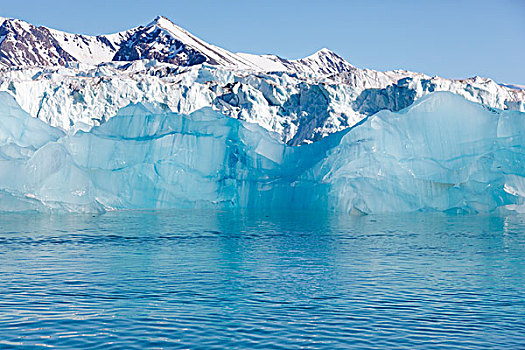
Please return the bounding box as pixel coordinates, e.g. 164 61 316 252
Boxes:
0 16 346 73
1 15 524 89
0 15 523 88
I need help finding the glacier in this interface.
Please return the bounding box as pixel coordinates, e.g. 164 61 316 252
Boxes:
1 16 524 147
0 91 523 214
2 61 523 146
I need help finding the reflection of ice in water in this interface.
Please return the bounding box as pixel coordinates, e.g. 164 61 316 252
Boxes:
0 210 523 349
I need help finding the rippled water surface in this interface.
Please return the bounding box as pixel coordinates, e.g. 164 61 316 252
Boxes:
0 210 524 349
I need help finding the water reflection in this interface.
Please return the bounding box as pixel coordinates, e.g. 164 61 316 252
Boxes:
0 210 523 349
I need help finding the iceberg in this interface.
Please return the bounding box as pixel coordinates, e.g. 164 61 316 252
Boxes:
0 91 523 214
310 92 525 214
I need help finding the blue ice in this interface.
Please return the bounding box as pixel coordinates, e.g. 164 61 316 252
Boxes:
0 91 523 214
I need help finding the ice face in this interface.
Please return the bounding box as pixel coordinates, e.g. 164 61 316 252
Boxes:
309 92 525 214
0 91 523 214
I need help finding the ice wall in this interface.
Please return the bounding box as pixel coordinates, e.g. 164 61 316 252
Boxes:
310 92 525 214
0 91 523 214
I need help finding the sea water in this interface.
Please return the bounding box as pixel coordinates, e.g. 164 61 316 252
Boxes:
0 210 523 349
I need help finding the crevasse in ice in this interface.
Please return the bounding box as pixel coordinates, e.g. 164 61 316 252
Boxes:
0 91 523 214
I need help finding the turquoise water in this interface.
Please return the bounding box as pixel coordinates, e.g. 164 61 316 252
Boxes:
0 210 523 349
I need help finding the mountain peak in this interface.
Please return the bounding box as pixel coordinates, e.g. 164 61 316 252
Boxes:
145 16 203 49
149 16 176 29
314 47 336 55
0 17 78 67
112 16 258 69
304 48 345 61
1 17 32 31
153 15 169 22
285 47 354 76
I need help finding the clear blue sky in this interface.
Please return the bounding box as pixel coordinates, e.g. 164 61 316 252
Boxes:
2 0 524 84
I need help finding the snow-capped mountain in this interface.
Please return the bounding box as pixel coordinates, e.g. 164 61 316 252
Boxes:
0 15 351 72
0 16 260 69
0 16 523 145
113 17 262 68
0 18 78 67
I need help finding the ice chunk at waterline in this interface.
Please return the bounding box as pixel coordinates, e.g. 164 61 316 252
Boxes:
312 92 525 214
0 93 334 212
61 103 335 210
0 91 523 213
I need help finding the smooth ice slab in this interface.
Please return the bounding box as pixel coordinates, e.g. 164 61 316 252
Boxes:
0 91 523 214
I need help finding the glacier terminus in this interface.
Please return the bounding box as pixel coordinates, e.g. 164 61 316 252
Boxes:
0 91 523 214
0 16 524 214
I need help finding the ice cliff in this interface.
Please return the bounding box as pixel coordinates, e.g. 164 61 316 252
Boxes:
0 91 523 214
